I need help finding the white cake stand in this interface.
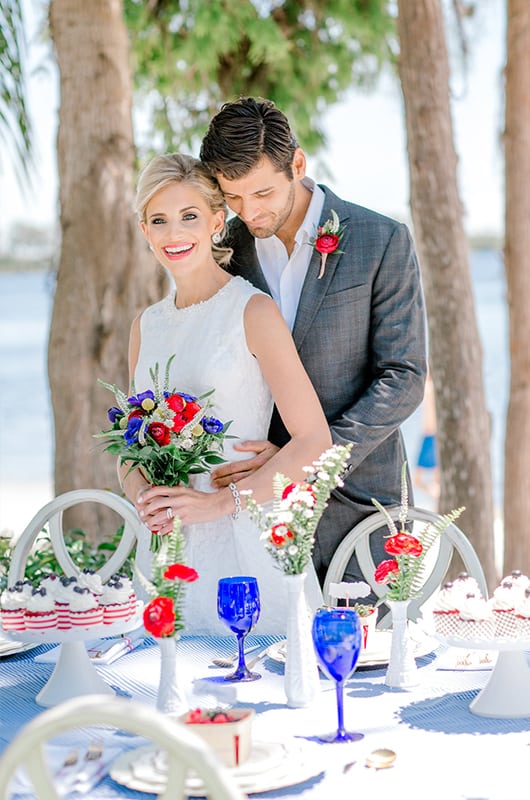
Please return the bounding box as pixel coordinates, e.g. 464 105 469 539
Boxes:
9 608 144 707
439 634 530 718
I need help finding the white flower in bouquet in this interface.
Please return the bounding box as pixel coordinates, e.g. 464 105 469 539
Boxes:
245 444 352 575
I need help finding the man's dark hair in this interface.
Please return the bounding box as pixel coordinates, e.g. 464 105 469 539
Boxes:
200 97 298 180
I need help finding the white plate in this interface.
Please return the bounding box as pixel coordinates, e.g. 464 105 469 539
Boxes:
0 635 38 658
267 630 437 669
110 740 323 796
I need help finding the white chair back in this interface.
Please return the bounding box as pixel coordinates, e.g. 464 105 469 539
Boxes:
8 489 141 586
323 506 488 628
0 694 245 800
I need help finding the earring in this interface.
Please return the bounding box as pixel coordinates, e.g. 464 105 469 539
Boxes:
211 232 222 245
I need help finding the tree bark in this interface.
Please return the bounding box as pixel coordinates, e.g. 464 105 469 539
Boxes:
48 0 164 540
397 0 497 588
503 0 530 573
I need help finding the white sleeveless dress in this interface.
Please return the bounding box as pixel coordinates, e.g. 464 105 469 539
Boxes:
134 276 322 635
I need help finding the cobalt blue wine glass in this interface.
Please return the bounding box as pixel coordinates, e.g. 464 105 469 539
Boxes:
312 607 364 742
217 576 261 682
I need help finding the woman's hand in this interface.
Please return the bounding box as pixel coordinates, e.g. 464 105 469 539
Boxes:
136 484 231 535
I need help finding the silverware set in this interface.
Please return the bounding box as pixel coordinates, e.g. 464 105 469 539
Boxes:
53 740 105 793
211 644 272 669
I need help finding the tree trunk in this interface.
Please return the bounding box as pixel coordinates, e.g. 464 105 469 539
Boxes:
48 0 164 540
397 0 497 589
503 0 530 573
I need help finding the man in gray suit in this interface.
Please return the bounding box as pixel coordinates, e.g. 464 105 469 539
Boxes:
201 97 427 586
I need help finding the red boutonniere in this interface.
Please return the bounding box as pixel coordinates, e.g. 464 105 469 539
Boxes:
309 209 345 279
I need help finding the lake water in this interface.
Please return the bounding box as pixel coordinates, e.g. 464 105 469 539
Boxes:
0 251 509 533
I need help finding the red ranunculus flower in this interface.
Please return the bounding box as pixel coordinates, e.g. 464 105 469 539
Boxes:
171 401 203 433
315 233 340 254
269 523 294 546
164 563 199 582
128 409 145 420
166 393 186 413
384 532 423 557
143 596 175 637
374 559 400 584
148 422 171 446
281 482 316 502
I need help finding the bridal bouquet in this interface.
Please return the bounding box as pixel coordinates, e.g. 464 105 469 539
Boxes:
95 355 231 551
373 462 464 602
245 444 352 575
137 516 198 638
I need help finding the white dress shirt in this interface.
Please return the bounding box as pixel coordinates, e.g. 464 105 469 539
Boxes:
255 178 325 331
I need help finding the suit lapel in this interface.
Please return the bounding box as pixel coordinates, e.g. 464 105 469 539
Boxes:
292 187 350 349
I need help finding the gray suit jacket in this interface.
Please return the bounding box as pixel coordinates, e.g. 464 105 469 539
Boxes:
226 184 427 574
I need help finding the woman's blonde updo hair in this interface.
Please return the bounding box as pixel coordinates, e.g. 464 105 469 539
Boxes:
135 153 232 266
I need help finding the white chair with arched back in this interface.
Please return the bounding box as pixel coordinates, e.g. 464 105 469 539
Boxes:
323 506 488 629
8 489 141 586
0 694 245 800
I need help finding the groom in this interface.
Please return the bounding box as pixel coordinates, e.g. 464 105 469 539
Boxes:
201 97 427 586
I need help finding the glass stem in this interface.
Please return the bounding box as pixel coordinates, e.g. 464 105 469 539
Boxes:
236 633 246 672
336 680 346 736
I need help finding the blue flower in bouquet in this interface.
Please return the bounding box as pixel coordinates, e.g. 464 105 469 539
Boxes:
95 355 233 552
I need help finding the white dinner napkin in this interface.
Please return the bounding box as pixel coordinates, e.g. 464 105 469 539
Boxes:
9 743 121 797
34 630 145 665
435 646 497 670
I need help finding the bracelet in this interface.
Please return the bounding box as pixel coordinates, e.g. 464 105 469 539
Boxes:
228 482 241 520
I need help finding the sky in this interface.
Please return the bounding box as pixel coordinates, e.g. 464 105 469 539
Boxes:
0 0 505 251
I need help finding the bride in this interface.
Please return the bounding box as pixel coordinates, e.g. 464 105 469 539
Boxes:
120 153 330 635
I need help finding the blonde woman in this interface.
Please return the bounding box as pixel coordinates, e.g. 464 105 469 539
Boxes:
121 153 330 634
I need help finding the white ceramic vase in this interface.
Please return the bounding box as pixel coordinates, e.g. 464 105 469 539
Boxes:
385 599 419 689
156 635 188 715
283 572 320 708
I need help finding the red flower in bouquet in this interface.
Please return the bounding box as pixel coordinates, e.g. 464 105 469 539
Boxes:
148 422 171 446
308 209 346 279
163 563 199 582
144 596 176 638
374 559 400 584
384 532 423 557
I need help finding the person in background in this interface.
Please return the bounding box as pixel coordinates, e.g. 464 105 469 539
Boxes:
414 371 440 507
200 96 427 587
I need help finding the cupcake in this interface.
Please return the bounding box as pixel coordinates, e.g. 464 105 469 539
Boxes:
39 572 61 598
77 568 104 596
109 573 136 615
69 586 103 628
54 576 78 630
25 588 58 630
100 580 131 624
0 586 27 631
491 580 518 638
501 570 530 597
457 593 494 640
432 582 460 637
452 572 483 603
515 587 530 639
